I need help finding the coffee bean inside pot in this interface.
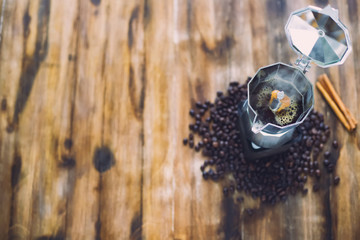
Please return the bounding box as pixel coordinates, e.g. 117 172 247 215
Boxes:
184 78 339 206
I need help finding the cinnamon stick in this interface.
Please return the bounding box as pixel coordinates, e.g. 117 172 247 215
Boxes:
316 81 351 131
318 76 330 94
319 74 357 129
346 107 358 126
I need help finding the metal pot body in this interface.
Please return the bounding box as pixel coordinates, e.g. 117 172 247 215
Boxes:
241 62 314 149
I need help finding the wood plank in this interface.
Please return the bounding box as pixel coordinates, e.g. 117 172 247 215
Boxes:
171 1 194 238
170 1 230 239
99 0 145 239
0 0 14 238
182 0 234 238
142 0 175 238
324 0 360 239
63 0 108 238
0 1 46 238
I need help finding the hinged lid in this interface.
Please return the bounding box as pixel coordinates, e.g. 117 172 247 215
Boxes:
285 5 351 68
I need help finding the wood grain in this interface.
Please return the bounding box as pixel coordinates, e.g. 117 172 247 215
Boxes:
0 0 359 239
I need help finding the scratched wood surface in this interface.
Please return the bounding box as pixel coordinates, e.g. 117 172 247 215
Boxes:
0 0 359 239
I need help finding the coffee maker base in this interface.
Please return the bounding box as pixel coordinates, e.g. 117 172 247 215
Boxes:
238 101 302 160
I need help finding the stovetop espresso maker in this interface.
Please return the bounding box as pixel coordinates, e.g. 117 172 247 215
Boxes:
238 5 351 158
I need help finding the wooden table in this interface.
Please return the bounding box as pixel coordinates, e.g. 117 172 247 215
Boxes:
0 0 359 239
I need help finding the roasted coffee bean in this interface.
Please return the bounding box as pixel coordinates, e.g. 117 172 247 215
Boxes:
324 159 330 166
189 133 194 140
306 138 313 147
311 128 317 135
309 162 313 168
183 138 188 145
313 147 319 155
327 166 334 173
334 176 340 185
313 184 320 192
196 101 202 109
211 173 219 181
303 175 308 182
325 130 330 137
324 151 331 158
230 81 239 87
332 140 338 149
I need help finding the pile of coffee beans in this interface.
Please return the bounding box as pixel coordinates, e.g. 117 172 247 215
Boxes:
183 78 340 205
